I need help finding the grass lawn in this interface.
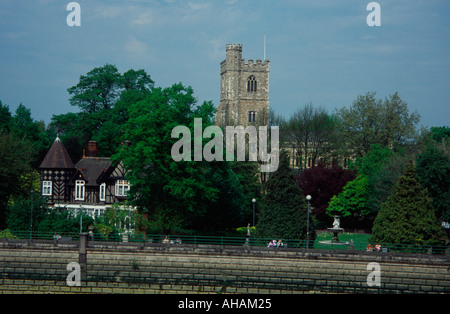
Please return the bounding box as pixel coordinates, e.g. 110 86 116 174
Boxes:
313 231 371 250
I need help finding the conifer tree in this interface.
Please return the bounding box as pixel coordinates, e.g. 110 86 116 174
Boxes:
370 162 445 246
257 151 315 242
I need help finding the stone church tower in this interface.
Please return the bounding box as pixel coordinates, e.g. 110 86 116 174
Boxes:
215 44 270 127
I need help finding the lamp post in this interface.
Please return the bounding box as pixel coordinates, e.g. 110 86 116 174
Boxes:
252 198 256 227
30 189 34 241
306 195 311 249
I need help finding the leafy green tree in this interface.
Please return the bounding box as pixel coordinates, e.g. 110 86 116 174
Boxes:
6 196 47 232
343 144 409 225
230 161 262 224
48 112 85 162
92 89 150 157
191 162 247 232
416 144 450 221
67 64 122 113
326 174 370 227
0 132 34 228
429 126 450 143
257 151 314 241
370 163 446 246
67 64 154 114
51 65 154 159
10 104 50 167
350 144 394 179
336 92 420 157
121 69 154 92
0 101 12 132
117 83 246 233
367 152 409 217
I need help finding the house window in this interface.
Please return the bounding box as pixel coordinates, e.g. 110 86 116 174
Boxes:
75 180 85 201
248 111 256 123
42 181 52 196
99 183 106 201
115 180 130 197
247 75 257 92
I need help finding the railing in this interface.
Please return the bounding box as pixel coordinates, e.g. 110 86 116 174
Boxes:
1 230 448 255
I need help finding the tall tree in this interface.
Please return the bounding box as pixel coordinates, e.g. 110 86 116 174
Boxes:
0 101 12 132
326 174 370 228
367 152 410 218
10 104 50 167
67 64 122 114
336 92 420 157
0 132 34 228
117 83 246 233
230 161 262 224
339 144 409 225
52 65 155 158
257 151 314 241
284 104 337 169
416 144 450 221
370 163 445 246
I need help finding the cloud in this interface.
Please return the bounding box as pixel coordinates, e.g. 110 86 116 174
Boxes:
125 36 147 55
94 6 123 19
207 37 227 61
187 1 212 11
131 9 155 26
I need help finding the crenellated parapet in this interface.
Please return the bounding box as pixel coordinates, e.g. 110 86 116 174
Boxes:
216 43 270 128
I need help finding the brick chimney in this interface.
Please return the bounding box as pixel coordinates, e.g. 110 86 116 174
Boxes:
86 141 99 157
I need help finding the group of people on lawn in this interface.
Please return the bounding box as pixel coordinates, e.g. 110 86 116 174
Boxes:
366 243 382 252
267 239 284 247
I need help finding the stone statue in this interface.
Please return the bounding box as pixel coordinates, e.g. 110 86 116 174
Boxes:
332 216 340 229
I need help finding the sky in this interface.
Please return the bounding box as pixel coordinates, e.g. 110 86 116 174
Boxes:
0 0 449 128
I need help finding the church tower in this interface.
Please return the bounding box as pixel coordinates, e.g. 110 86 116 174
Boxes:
215 44 270 127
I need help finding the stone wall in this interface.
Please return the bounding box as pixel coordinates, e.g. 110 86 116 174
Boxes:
0 240 449 294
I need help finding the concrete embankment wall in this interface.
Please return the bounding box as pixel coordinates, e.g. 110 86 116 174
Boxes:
0 240 449 294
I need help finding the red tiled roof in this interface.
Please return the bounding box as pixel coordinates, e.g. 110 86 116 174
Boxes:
39 136 75 169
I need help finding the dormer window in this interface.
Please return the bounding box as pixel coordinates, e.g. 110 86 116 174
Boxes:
75 180 85 200
247 75 257 92
115 180 130 197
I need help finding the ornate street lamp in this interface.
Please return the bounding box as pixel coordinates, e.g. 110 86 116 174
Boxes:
252 198 256 227
306 195 312 249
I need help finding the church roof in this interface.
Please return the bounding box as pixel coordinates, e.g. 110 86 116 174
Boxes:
39 136 75 169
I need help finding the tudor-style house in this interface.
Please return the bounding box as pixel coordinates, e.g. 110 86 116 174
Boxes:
39 136 131 217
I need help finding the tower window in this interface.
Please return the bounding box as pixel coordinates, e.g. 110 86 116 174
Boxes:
247 75 257 92
248 111 256 123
